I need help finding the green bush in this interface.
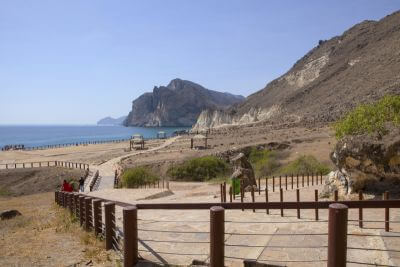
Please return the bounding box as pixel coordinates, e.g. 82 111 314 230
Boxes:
167 156 229 182
120 167 159 188
248 148 282 177
334 95 400 139
278 155 330 175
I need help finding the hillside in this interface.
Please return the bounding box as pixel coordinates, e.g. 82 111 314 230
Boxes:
124 78 244 127
193 11 400 130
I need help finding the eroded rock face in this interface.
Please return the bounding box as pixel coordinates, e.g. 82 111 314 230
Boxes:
230 153 257 191
324 128 400 196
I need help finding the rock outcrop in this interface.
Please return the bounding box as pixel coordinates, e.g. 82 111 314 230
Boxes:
324 127 400 196
124 79 244 127
230 153 257 191
193 11 400 131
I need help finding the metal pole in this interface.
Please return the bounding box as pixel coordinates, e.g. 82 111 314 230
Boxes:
272 176 275 192
358 191 363 228
315 189 319 221
105 202 115 250
265 187 269 215
123 206 138 267
251 187 255 213
328 203 348 267
210 206 224 267
280 188 283 217
296 189 300 219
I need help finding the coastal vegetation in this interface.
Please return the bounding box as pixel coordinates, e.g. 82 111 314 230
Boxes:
279 155 331 175
334 95 400 139
120 167 159 188
248 147 330 177
167 156 230 182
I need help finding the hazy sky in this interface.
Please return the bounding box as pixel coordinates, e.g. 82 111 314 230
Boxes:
1 1 399 125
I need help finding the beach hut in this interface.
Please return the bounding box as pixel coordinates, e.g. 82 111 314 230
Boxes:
190 134 209 149
129 134 145 150
157 131 167 139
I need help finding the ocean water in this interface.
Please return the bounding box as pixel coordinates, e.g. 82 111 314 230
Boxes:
0 125 190 148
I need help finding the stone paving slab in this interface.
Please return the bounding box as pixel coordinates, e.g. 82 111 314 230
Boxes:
91 183 400 266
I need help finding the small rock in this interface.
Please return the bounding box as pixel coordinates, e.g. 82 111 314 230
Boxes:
0 210 22 220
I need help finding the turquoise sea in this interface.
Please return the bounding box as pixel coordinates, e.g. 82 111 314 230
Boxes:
0 125 189 149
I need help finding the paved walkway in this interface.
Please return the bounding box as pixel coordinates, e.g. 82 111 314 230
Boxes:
87 183 400 266
85 137 180 191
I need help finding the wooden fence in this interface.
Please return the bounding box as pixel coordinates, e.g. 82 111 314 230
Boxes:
0 161 89 170
22 139 130 151
55 190 399 267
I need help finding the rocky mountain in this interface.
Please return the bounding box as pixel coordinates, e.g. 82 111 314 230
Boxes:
97 116 127 126
193 11 400 131
123 79 244 127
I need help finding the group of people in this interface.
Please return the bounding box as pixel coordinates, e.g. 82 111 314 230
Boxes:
61 176 85 192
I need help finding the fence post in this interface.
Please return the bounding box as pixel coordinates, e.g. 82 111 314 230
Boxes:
291 174 294 190
280 188 283 217
285 175 287 190
79 196 85 226
74 194 79 218
123 206 138 267
251 187 255 213
295 189 300 219
220 184 223 203
296 174 299 188
384 191 390 232
359 191 363 228
54 192 57 203
93 199 102 236
223 182 227 203
334 190 339 201
302 174 304 187
279 175 281 189
210 206 224 267
229 187 232 203
315 189 319 221
312 173 314 186
105 202 116 250
328 203 348 267
240 184 244 211
272 176 275 192
307 173 309 186
84 197 92 231
265 187 269 215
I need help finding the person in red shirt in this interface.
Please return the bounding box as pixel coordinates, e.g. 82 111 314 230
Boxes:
61 180 73 192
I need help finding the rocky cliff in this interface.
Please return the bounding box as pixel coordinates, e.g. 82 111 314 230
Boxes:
123 79 244 127
193 11 400 131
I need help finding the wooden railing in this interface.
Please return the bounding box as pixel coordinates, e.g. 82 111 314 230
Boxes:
0 161 89 170
55 190 399 267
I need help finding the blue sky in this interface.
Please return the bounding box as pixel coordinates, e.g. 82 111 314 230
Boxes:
1 0 399 125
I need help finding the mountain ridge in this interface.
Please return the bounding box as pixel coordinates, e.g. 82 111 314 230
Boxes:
123 78 244 127
193 10 400 131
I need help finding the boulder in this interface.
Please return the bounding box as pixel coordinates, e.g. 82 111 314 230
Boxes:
0 209 22 220
230 153 257 191
325 127 400 196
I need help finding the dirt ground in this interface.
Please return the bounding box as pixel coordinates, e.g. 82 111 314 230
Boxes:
0 192 120 266
0 168 85 197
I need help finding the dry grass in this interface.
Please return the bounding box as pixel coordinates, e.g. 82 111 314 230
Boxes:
0 192 121 266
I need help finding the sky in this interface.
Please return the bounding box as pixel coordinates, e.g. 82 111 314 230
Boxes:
1 0 399 125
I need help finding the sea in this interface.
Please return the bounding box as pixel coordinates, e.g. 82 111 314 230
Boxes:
0 125 190 149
